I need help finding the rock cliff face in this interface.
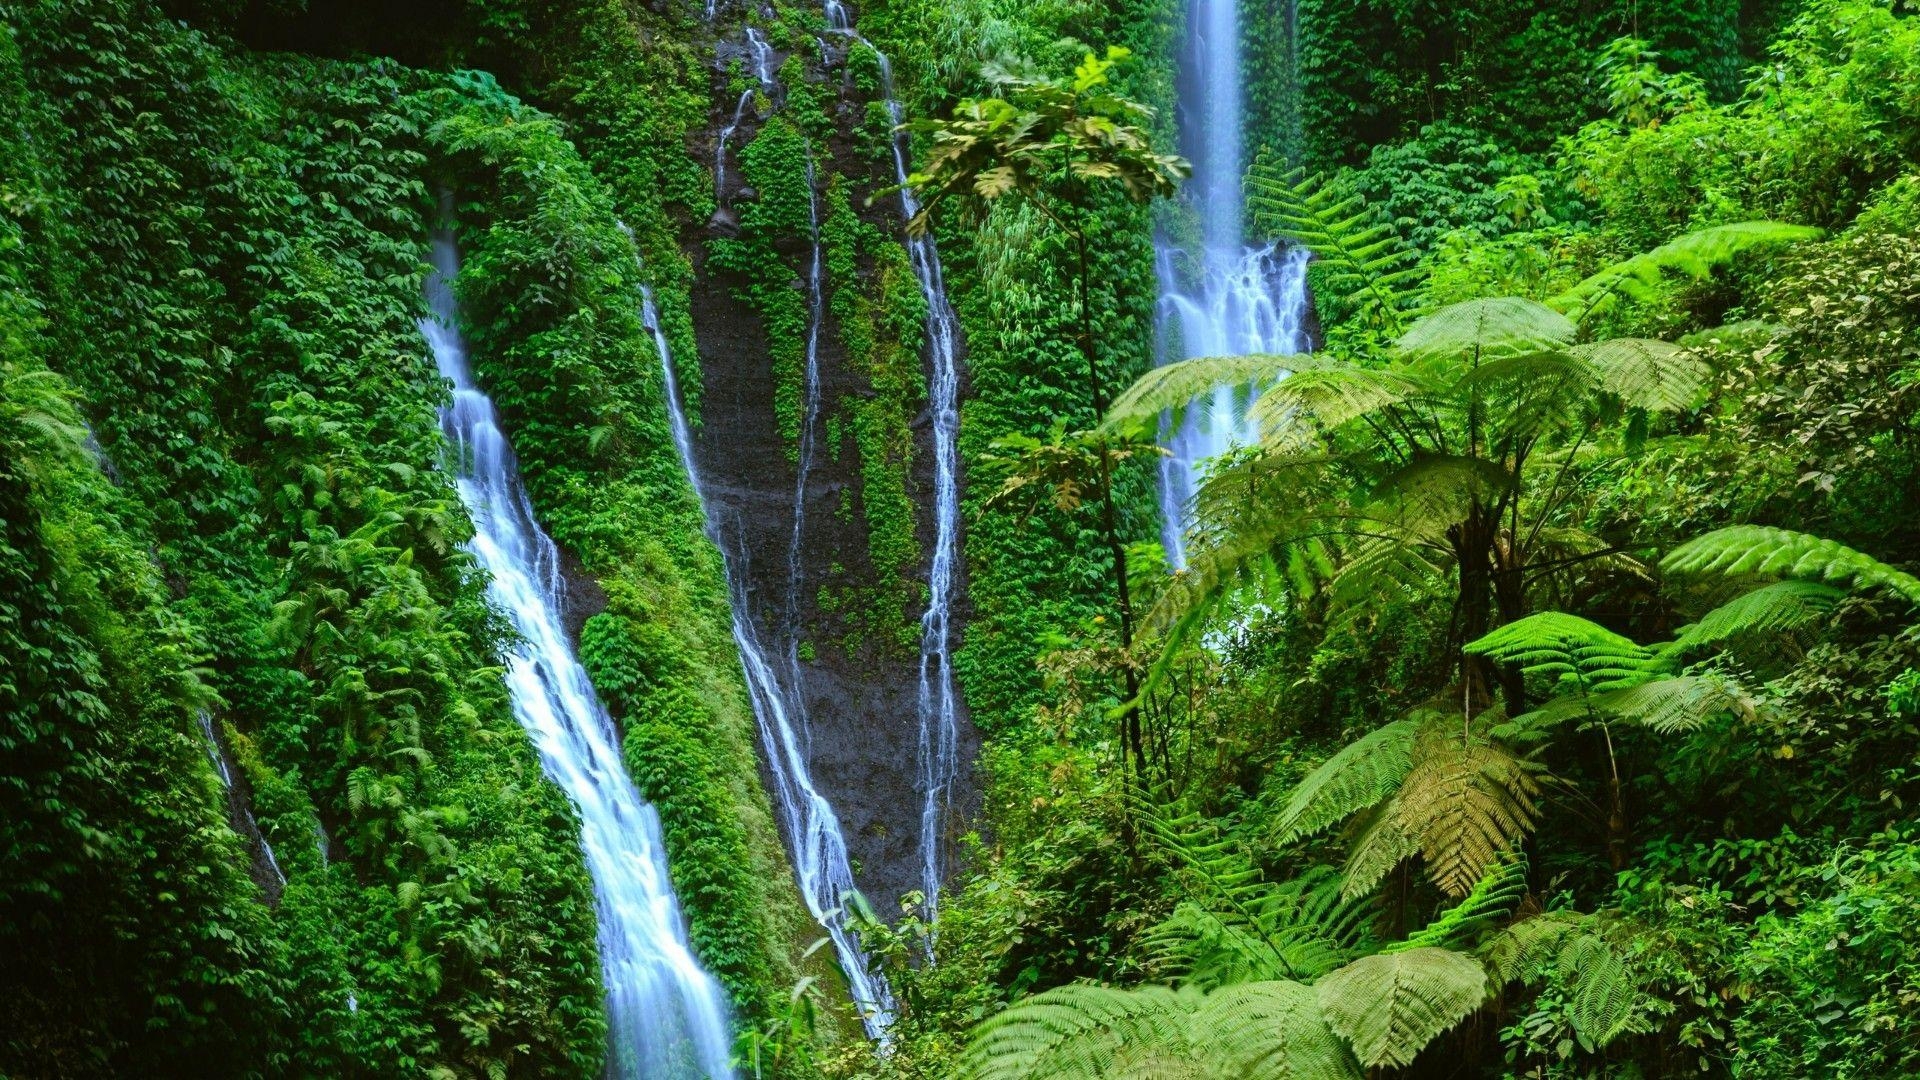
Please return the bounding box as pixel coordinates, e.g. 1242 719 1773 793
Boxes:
689 21 978 917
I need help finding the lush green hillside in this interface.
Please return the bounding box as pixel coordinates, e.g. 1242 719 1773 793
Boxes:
4 0 1919 1076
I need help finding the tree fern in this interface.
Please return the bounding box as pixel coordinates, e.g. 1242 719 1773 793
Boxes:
1547 221 1823 321
1593 674 1758 733
1197 981 1363 1079
1483 912 1643 1051
959 981 1365 1080
1140 798 1371 984
1662 526 1920 604
1102 353 1314 433
1247 366 1431 452
1244 162 1420 328
1465 612 1662 695
960 983 1197 1080
1315 948 1487 1068
1389 731 1543 897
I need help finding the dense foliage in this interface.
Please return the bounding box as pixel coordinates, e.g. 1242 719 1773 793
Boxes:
5 0 1920 1076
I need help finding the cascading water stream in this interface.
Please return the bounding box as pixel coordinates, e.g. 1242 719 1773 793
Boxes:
1154 0 1312 569
823 0 965 934
699 27 902 1035
195 710 287 893
636 272 897 1036
716 29 779 201
421 229 735 1080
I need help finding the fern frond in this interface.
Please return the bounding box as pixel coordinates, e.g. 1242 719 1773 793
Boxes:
1661 526 1920 605
1568 337 1706 413
1275 719 1420 844
1245 162 1420 328
1248 367 1430 451
1369 453 1516 538
1394 733 1543 896
1390 855 1530 953
1466 612 1661 694
1104 353 1319 433
1674 578 1847 651
1315 948 1487 1069
1341 803 1421 900
961 980 1366 1080
1326 538 1449 627
1143 903 1295 987
1396 298 1576 366
1595 674 1758 733
961 983 1197 1080
1482 912 1642 1052
1548 221 1823 320
1198 981 1363 1080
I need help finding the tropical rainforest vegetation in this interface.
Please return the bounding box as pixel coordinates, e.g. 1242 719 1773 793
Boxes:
2 0 1918 1076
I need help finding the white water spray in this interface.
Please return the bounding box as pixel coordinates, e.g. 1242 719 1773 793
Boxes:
421 230 735 1079
1154 0 1312 569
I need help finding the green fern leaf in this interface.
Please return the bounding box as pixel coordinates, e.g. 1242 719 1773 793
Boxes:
1390 855 1530 953
1482 912 1643 1052
1275 720 1419 843
1674 579 1846 650
1198 981 1363 1079
1548 221 1822 320
1595 674 1757 733
1568 337 1707 413
1245 162 1420 328
1315 948 1487 1068
1396 298 1575 366
1395 734 1543 897
1662 526 1920 604
1104 353 1325 433
1466 612 1661 693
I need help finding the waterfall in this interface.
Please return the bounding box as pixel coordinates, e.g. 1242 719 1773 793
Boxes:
637 269 898 1036
421 229 736 1080
823 0 966 935
1155 0 1313 569
195 710 287 894
717 29 780 202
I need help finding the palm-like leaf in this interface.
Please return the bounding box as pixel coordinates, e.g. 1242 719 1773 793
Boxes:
1315 948 1487 1069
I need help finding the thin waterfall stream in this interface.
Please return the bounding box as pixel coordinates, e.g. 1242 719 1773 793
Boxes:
421 228 736 1079
1155 0 1312 569
823 0 966 934
699 37 902 1035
